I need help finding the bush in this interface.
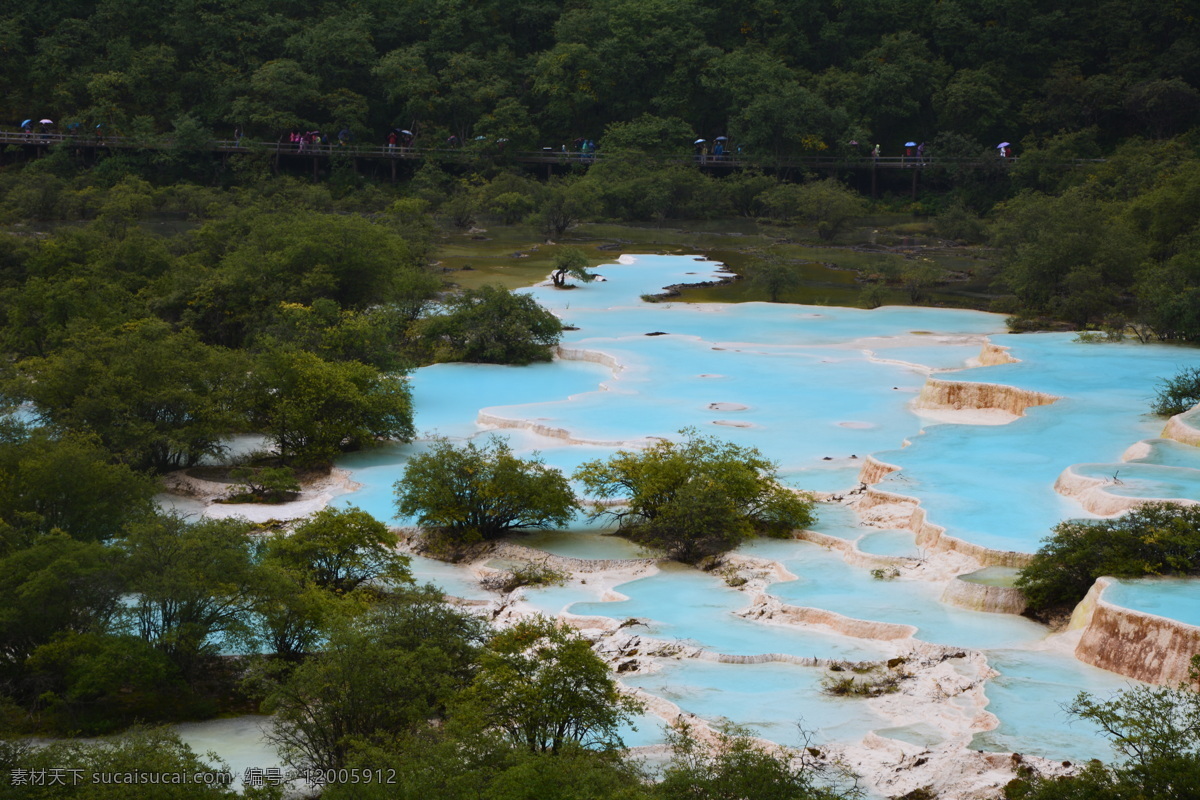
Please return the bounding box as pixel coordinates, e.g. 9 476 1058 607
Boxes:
246 348 415 468
820 661 908 697
420 285 564 365
1016 502 1200 615
481 561 568 594
656 719 859 800
267 506 411 596
225 465 301 503
573 428 815 563
394 436 578 548
457 616 643 754
1151 366 1200 416
1004 673 1200 800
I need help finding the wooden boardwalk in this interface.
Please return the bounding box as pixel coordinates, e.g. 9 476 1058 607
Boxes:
0 131 1097 195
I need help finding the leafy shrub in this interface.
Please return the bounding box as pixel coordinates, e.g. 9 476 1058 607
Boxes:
225 465 301 504
574 428 815 563
482 561 568 593
821 661 909 697
1151 366 1200 416
1016 502 1200 615
395 436 578 548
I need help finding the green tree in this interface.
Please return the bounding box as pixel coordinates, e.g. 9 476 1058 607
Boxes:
901 260 943 303
536 179 601 239
227 466 301 504
250 562 342 661
185 211 438 348
230 59 323 136
599 114 694 154
574 428 815 563
1015 502 1200 616
772 179 868 242
249 299 419 372
253 588 488 772
246 349 415 468
1005 677 1200 800
0 427 157 543
11 319 246 472
656 719 858 800
1151 366 1200 416
934 68 1009 143
25 632 194 735
745 254 802 302
992 188 1143 326
457 616 643 754
0 533 122 672
266 506 411 596
394 436 578 546
550 247 595 289
118 514 261 677
0 727 263 799
420 285 564 365
328 731 653 800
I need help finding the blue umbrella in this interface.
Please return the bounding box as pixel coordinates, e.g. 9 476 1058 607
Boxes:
905 141 917 147
20 119 30 127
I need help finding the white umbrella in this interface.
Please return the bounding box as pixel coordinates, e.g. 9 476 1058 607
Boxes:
39 118 53 125
997 142 1011 148
694 138 706 144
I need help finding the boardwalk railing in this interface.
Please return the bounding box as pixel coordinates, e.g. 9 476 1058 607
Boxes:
0 131 1095 171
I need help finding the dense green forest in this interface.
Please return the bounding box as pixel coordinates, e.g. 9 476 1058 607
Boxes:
4 0 1199 152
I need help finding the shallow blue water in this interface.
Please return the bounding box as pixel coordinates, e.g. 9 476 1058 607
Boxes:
568 562 888 663
324 254 1200 762
1104 578 1200 627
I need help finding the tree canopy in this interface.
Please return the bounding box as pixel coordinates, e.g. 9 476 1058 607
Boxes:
7 0 1198 153
420 286 565 365
394 436 579 547
574 428 815 562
